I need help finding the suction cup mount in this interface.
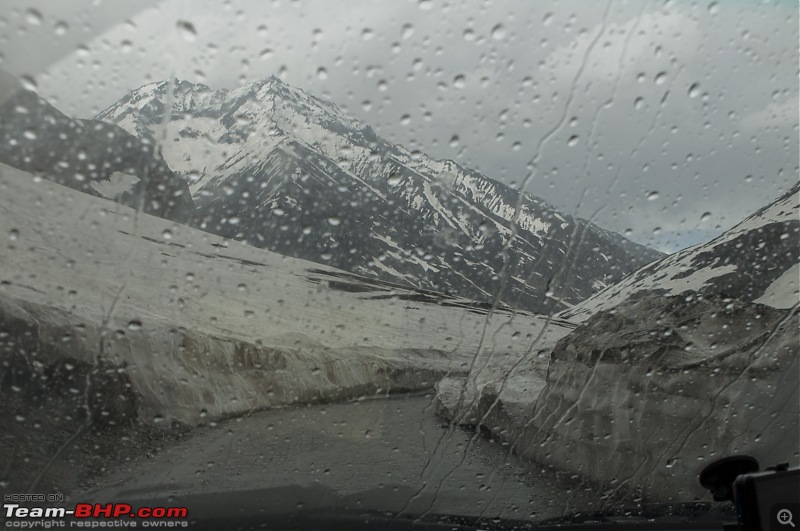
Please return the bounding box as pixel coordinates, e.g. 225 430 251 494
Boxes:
699 455 760 502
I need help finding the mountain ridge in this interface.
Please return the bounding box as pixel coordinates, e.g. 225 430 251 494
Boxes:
97 75 663 313
560 181 799 321
0 69 194 223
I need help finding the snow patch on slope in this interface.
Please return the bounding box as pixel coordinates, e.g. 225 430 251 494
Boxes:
754 262 799 309
90 171 140 199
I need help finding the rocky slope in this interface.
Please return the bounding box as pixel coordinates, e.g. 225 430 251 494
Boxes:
0 70 193 223
96 77 662 313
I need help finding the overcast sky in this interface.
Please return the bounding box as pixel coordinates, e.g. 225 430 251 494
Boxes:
2 0 797 252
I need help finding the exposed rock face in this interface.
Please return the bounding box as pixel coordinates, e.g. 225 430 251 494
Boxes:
96 77 662 313
440 294 799 502
0 69 194 223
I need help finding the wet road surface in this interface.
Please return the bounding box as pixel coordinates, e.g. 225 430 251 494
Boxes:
86 394 589 522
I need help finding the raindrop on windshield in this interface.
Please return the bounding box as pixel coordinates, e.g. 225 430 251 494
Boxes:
20 75 37 91
25 9 43 25
491 24 506 40
176 20 197 42
54 20 69 36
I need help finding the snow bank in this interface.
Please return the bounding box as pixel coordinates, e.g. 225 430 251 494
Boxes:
2 291 452 424
0 163 551 425
436 184 799 502
434 320 570 426
437 294 799 502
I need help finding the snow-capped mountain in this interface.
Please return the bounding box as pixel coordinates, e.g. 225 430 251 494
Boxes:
561 182 799 321
0 70 193 223
97 76 662 313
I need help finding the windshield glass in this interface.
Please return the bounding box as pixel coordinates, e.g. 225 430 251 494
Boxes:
1 0 798 527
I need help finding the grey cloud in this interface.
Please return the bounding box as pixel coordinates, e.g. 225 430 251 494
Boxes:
3 0 796 251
